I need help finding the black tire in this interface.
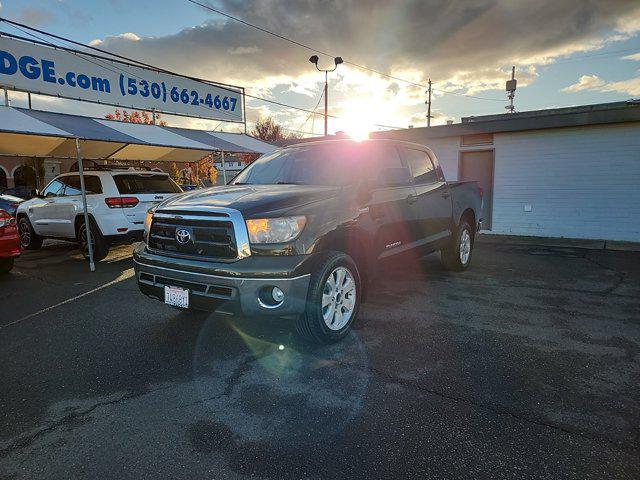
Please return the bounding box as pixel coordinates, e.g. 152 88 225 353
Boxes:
17 217 43 250
296 251 361 344
0 258 14 274
77 218 109 262
441 218 475 272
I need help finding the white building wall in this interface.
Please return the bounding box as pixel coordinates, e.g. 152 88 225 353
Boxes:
492 123 640 242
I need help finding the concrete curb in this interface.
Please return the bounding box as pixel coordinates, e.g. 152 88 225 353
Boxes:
477 233 640 252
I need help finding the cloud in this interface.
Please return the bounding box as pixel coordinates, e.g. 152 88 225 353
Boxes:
90 1 640 90
562 74 640 96
28 1 640 132
622 53 640 61
562 75 607 92
89 32 141 47
604 78 640 95
227 46 262 55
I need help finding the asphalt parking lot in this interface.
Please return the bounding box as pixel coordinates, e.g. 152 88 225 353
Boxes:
1 239 639 479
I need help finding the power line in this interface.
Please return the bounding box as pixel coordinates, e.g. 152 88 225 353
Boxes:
182 0 505 102
0 24 241 121
432 87 506 102
0 18 403 131
544 45 640 65
0 17 402 129
298 89 324 133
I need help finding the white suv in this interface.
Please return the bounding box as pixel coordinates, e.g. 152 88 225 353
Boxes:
16 168 182 261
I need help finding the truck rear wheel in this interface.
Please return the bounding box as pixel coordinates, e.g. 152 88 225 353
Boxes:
296 251 361 344
441 218 474 271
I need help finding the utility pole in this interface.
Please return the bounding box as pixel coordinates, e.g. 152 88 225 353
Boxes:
426 79 433 127
506 66 517 114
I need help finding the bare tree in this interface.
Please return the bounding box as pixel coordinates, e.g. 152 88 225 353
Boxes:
251 117 301 142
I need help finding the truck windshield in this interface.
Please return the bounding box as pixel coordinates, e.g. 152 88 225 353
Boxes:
231 143 375 186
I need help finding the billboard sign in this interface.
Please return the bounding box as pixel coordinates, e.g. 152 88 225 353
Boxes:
0 35 243 122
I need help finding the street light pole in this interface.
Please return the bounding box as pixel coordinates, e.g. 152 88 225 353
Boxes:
309 55 343 137
324 71 328 137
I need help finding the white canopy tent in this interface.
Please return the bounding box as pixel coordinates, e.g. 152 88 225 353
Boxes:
0 106 276 269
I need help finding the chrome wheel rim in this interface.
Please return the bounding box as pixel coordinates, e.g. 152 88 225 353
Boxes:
322 266 356 331
18 221 31 248
460 229 471 264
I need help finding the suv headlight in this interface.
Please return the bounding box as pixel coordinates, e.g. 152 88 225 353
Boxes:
245 216 306 244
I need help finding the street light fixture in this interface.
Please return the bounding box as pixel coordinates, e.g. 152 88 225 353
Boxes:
309 56 343 136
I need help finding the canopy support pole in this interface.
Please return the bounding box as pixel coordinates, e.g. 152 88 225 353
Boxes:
76 138 95 272
221 151 227 185
242 88 247 134
3 87 8 106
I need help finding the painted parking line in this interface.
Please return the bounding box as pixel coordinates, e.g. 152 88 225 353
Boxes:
1 268 135 330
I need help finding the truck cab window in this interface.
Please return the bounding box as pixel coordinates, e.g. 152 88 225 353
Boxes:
400 148 438 184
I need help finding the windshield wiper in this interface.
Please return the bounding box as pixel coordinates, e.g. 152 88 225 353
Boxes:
276 181 305 185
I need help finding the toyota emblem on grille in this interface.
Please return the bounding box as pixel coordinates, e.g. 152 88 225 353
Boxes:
175 228 191 245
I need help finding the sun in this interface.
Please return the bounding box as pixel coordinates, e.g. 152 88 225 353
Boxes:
335 101 376 141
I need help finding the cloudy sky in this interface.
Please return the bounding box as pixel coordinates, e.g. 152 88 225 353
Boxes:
1 0 640 136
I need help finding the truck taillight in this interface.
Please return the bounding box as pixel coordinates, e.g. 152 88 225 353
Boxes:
478 186 484 198
105 197 139 208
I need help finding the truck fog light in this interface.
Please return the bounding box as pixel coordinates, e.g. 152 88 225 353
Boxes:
258 286 285 309
272 287 285 302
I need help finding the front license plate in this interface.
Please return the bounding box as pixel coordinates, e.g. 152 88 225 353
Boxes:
164 285 189 308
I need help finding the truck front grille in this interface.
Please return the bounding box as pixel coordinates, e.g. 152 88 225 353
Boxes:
148 214 237 261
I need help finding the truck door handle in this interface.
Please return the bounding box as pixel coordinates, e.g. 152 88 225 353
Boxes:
406 194 417 205
441 192 450 199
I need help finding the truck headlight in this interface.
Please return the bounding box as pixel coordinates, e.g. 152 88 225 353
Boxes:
144 207 156 242
245 216 306 244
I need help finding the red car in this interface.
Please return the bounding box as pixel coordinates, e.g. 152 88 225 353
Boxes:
0 209 20 274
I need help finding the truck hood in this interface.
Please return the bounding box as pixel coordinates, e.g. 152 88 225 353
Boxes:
157 184 339 217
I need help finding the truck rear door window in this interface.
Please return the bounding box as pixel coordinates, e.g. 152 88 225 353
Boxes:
400 148 438 184
114 175 181 194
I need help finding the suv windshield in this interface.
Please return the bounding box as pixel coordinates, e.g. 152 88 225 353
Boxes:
232 143 390 186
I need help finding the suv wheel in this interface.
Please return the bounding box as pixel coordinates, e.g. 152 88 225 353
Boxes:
77 219 109 262
296 251 361 344
441 218 475 271
18 217 43 250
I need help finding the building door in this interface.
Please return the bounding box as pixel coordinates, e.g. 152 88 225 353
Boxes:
460 150 494 230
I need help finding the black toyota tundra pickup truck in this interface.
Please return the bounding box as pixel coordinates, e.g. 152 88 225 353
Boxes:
134 139 483 343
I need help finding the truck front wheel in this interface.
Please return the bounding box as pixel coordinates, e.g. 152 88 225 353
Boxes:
441 218 475 271
296 251 361 344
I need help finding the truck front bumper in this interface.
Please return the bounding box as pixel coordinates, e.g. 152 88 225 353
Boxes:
133 243 313 316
